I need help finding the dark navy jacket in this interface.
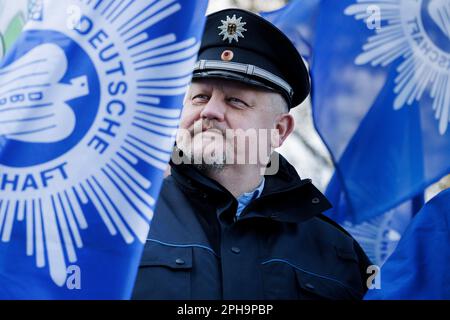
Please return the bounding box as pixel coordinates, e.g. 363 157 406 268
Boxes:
132 155 371 300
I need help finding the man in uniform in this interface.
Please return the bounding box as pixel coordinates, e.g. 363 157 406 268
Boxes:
132 8 371 300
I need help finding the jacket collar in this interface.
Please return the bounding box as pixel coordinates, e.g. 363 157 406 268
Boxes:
169 152 332 223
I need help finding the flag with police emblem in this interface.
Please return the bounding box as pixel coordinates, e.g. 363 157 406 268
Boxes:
315 0 450 222
263 0 450 267
0 0 207 299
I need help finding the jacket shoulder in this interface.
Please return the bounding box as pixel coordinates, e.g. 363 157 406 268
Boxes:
315 213 354 238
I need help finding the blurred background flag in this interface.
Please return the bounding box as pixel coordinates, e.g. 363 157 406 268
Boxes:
0 0 207 299
314 0 450 223
263 0 450 266
364 188 450 299
261 0 319 61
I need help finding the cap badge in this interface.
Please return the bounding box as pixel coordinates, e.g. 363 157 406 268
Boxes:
221 50 234 61
218 14 247 43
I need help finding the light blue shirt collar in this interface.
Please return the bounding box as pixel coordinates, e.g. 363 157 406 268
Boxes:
236 178 265 218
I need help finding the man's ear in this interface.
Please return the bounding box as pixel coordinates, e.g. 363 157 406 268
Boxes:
272 113 295 148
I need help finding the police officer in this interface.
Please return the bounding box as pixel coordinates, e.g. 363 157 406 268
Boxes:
132 8 371 300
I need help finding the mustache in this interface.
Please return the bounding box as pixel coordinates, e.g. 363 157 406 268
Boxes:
188 119 226 137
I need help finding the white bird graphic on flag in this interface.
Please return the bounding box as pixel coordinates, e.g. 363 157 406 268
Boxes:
0 43 89 143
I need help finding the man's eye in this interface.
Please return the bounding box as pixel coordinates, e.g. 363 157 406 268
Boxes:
192 95 209 103
228 97 248 108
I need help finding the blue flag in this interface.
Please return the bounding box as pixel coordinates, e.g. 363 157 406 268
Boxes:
263 0 450 268
325 168 414 266
265 0 450 224
0 0 207 299
261 0 319 61
341 198 413 267
315 0 450 224
365 188 450 299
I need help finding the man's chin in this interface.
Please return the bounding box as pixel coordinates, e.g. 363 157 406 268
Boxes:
192 151 227 166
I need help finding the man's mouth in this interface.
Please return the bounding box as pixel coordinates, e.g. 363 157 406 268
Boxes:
190 125 224 137
201 128 223 135
189 120 225 135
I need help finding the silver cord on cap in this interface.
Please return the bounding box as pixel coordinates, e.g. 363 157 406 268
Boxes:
194 60 294 99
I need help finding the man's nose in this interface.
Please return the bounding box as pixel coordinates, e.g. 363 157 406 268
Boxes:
200 96 226 122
